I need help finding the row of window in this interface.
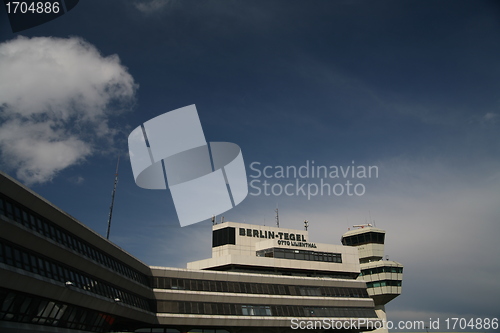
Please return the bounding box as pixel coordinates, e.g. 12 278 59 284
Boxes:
158 301 377 318
0 288 117 332
0 239 152 312
366 280 402 288
153 277 369 298
341 232 385 246
222 266 356 279
360 266 403 276
0 195 149 286
256 248 342 263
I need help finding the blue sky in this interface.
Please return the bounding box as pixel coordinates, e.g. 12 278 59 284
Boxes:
1 0 499 329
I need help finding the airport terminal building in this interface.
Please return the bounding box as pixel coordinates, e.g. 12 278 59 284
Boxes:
0 171 401 332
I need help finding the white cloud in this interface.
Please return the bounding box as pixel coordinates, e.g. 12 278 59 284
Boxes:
0 36 137 184
483 112 498 122
0 119 91 184
134 0 171 14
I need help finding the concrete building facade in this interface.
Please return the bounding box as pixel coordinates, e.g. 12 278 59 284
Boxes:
0 171 399 332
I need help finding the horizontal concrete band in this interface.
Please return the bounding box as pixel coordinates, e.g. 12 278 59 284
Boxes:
156 313 382 328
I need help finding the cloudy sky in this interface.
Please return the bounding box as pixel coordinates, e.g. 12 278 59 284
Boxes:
1 0 499 329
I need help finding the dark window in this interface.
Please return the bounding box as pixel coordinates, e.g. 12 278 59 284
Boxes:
22 211 30 227
342 232 385 246
0 198 5 215
0 288 118 332
256 248 342 263
212 227 236 247
4 245 13 265
0 194 150 287
5 202 13 218
13 206 22 222
0 239 151 312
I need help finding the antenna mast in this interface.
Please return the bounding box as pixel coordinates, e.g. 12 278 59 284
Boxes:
275 206 279 228
106 157 120 240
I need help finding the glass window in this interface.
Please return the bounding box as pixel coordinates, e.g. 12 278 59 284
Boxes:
41 222 50 237
50 263 59 280
5 202 13 218
18 296 33 318
274 249 284 258
1 292 16 314
38 259 47 276
12 248 21 268
21 211 30 226
48 225 55 239
45 261 54 279
278 285 286 295
13 206 22 222
52 228 60 242
29 215 36 229
35 218 42 233
0 197 5 215
359 234 366 243
4 245 13 265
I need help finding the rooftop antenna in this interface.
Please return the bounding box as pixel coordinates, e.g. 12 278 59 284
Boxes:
275 205 279 228
106 156 120 240
304 220 309 231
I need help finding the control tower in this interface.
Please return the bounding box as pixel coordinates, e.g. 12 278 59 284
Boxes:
341 225 403 332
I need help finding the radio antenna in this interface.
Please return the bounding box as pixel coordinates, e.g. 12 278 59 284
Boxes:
106 156 120 240
275 205 279 228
